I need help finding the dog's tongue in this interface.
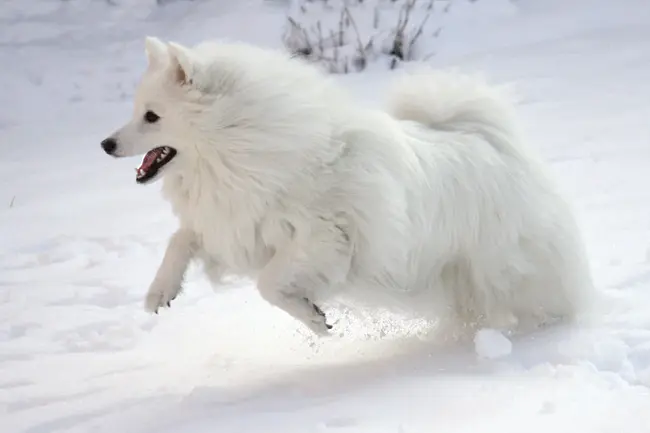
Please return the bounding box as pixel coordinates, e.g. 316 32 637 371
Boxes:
136 148 161 175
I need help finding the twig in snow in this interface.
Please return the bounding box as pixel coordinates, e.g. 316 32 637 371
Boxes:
343 6 368 71
343 7 365 55
407 1 434 60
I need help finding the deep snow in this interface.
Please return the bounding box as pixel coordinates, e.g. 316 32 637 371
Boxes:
1 0 650 432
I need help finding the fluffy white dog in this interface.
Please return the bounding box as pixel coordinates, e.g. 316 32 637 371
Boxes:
101 36 593 337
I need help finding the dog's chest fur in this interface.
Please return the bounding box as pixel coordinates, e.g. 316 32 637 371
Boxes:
162 170 284 276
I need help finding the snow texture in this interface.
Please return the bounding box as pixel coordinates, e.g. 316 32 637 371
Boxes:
2 0 650 432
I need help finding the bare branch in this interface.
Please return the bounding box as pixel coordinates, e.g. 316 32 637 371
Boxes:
343 6 365 55
407 6 432 60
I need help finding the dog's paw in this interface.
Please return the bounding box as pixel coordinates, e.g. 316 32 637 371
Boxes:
306 316 333 336
144 282 179 314
306 302 333 336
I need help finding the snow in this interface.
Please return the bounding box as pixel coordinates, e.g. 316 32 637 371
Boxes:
2 0 650 432
474 329 512 360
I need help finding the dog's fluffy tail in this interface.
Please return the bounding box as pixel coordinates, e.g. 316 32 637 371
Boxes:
387 68 525 159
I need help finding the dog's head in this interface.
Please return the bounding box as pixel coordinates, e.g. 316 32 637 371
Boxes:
101 36 347 188
100 37 224 185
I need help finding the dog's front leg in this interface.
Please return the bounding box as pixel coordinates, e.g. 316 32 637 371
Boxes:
257 220 352 335
144 228 196 314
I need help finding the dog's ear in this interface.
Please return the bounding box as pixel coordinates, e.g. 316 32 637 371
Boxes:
144 36 167 70
167 42 195 86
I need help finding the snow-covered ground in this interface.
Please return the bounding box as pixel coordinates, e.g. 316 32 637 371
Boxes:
2 0 650 432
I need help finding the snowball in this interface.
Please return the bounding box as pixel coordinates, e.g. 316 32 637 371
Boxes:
474 328 512 359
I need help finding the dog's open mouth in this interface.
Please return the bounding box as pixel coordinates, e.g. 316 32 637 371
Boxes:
136 146 177 184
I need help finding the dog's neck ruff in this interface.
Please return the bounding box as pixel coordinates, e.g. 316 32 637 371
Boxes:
161 158 279 275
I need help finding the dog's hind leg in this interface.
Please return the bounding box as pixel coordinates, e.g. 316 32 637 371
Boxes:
144 228 196 314
257 219 352 336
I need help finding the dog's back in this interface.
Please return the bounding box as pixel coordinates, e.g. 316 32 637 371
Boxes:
348 68 595 333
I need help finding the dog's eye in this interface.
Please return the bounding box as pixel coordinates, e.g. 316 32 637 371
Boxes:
144 111 160 123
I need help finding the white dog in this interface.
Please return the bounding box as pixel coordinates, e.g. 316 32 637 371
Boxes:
101 37 593 337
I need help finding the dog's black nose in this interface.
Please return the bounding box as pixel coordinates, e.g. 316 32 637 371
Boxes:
101 137 117 155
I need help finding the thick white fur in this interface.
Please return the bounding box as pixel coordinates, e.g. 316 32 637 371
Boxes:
104 37 593 337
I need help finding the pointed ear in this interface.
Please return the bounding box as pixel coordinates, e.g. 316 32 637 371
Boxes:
144 36 167 70
167 42 194 86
